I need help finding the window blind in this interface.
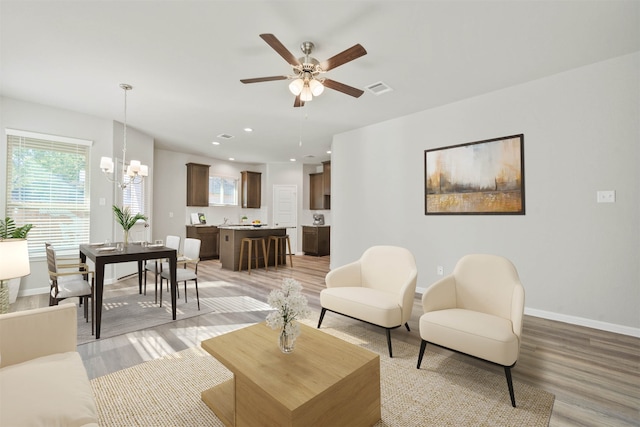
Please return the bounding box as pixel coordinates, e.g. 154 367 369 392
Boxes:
5 130 92 258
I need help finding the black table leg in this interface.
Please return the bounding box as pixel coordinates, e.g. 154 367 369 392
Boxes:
94 260 105 339
138 260 143 294
170 254 177 320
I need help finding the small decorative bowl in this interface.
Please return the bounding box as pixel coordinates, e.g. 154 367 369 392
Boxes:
252 224 262 228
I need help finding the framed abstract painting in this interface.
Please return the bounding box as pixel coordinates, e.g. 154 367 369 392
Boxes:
424 134 525 215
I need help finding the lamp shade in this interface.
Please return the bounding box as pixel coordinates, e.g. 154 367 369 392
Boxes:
300 85 313 102
0 239 30 281
309 79 324 96
288 78 304 96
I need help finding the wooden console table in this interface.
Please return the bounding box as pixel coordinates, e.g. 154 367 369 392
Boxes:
201 322 381 427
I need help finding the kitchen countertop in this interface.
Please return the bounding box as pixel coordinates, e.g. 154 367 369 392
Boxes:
218 225 289 230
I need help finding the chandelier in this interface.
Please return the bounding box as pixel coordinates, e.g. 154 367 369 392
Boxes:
100 83 148 189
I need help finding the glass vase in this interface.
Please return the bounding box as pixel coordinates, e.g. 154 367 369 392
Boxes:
123 230 129 245
279 327 296 353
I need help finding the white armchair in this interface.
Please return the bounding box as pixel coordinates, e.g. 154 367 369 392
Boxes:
318 245 418 357
0 304 99 426
417 254 525 407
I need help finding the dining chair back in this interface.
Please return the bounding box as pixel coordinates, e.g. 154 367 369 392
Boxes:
159 238 201 310
45 243 94 334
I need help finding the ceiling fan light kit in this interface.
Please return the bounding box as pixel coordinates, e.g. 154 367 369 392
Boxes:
241 34 367 107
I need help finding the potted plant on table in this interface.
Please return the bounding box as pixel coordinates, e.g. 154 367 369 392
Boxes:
0 217 33 306
112 205 148 245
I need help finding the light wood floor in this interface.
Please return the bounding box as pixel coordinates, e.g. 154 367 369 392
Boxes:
12 255 640 426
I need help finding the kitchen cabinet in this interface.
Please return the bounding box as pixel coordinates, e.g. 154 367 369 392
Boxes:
186 225 219 260
186 163 210 206
302 226 330 256
310 161 331 210
322 161 331 196
309 173 324 210
241 171 261 208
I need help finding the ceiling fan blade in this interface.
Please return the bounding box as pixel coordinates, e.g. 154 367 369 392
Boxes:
294 95 305 108
322 79 365 98
240 76 289 84
260 34 301 66
321 44 367 71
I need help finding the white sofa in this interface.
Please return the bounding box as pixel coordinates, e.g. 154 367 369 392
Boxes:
0 304 99 426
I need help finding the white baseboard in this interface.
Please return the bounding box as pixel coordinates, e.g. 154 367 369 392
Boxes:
415 286 640 338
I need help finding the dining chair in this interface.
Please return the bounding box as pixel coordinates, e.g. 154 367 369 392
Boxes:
45 242 94 334
159 238 201 310
144 235 180 303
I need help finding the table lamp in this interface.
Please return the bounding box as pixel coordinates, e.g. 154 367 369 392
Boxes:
0 239 31 314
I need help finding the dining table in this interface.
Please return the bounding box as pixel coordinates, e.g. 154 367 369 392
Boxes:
79 243 178 339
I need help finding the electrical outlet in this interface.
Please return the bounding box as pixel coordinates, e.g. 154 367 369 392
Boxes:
437 266 444 276
596 190 615 203
169 212 174 218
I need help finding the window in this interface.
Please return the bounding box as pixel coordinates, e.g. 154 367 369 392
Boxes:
5 129 91 257
122 175 145 215
209 175 238 206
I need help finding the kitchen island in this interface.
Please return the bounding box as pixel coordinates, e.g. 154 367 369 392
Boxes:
218 225 288 271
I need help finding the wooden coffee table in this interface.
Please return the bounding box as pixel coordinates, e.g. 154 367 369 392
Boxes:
201 322 381 427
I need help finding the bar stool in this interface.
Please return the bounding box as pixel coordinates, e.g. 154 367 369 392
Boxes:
238 237 267 274
266 235 293 271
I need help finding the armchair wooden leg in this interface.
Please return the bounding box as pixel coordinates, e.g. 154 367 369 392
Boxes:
504 366 516 407
317 308 327 328
404 322 410 332
417 339 428 369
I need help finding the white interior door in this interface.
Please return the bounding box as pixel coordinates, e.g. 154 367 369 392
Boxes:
273 185 298 254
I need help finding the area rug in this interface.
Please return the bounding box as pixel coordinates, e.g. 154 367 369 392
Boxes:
91 320 554 426
76 281 272 344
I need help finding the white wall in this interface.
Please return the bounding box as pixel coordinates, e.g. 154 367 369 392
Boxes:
331 53 640 335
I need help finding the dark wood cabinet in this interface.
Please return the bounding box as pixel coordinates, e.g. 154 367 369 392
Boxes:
302 226 330 256
310 161 331 210
186 225 219 260
322 161 331 196
186 163 210 206
309 173 324 210
241 171 261 208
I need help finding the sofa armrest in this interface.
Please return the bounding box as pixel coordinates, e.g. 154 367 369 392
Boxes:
0 304 77 368
421 275 457 313
325 261 362 288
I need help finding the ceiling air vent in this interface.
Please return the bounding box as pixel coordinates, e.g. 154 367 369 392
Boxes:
217 133 234 140
364 81 393 96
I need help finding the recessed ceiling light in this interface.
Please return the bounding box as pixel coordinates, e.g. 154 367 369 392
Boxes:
326 150 331 154
290 158 296 162
211 141 220 145
244 127 253 133
228 157 235 161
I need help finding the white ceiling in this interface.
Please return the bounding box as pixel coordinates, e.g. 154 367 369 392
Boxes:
1 1 638 165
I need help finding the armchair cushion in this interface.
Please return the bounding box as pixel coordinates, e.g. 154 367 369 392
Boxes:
320 287 402 327
419 308 519 366
0 352 98 427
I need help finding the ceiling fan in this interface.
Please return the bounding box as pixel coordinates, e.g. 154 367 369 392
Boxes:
240 34 367 107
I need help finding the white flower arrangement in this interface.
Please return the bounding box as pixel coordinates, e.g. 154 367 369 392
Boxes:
266 278 311 339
